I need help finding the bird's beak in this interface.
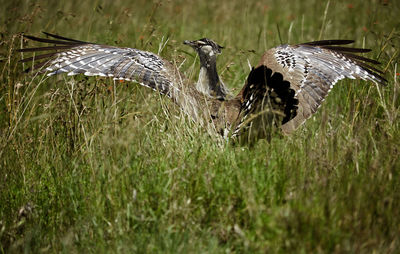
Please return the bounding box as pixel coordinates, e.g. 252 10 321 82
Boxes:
183 40 196 47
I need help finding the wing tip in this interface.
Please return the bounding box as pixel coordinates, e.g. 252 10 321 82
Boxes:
20 32 88 46
300 40 355 46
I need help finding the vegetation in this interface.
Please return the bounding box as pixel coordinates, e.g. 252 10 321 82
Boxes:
1 0 399 252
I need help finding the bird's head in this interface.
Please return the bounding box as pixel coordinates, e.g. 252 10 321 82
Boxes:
183 38 224 57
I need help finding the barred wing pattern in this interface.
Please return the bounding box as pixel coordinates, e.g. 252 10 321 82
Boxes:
19 33 185 99
18 33 212 123
253 40 386 134
18 34 386 141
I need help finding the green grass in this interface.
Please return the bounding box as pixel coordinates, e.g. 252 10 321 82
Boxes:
1 0 400 253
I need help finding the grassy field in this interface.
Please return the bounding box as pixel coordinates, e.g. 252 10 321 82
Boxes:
1 0 399 253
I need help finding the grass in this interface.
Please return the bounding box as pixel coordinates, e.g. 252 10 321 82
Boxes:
1 0 399 253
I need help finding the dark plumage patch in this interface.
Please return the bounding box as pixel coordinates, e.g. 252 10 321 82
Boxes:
241 65 299 125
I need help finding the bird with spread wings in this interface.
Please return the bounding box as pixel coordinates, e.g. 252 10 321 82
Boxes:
17 32 386 141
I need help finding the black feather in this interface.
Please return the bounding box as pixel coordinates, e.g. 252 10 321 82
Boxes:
23 35 78 45
322 46 371 53
17 45 76 52
42 32 87 43
343 53 381 65
19 52 58 63
300 40 355 46
24 60 51 72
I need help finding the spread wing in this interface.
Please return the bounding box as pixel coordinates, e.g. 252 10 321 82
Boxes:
18 32 184 98
240 40 386 135
17 32 213 122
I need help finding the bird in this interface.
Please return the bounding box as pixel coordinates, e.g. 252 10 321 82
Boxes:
17 32 386 142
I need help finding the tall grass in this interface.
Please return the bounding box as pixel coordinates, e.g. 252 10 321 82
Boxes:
1 0 399 253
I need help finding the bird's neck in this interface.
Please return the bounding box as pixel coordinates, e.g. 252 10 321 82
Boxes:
197 55 227 99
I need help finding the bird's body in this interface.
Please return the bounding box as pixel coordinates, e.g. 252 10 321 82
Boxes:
18 33 386 141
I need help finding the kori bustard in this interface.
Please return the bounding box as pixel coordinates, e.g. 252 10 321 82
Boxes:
17 32 386 141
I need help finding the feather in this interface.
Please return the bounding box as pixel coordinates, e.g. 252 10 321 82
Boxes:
42 31 87 43
253 39 386 135
17 33 387 141
322 46 372 53
300 40 355 46
342 53 381 65
22 35 80 45
19 52 58 62
17 45 75 53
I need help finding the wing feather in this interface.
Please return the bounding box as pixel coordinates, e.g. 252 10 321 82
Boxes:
17 33 211 125
251 40 386 134
18 34 183 98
